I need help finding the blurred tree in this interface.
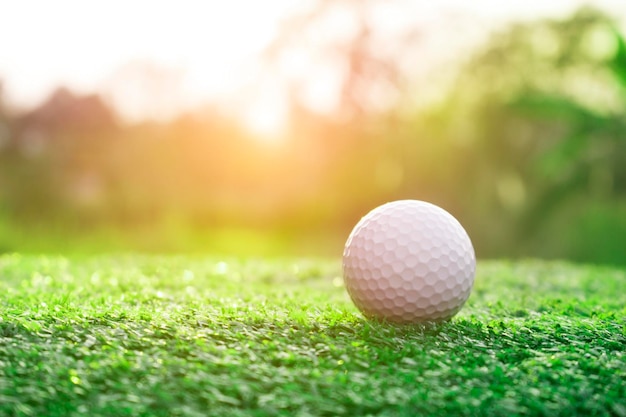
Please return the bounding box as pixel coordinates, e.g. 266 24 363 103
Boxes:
19 87 117 133
0 81 12 213
437 7 626 262
0 88 118 222
263 0 420 119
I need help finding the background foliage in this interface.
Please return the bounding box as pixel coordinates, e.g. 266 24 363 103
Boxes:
0 7 624 264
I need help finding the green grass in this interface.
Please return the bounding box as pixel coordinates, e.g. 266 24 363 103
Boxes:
0 255 625 417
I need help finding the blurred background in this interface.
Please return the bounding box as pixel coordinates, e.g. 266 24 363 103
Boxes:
0 0 625 264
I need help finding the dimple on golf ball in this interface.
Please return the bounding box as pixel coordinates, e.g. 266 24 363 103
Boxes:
342 200 476 323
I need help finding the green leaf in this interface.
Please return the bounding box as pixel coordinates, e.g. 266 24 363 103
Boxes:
508 94 598 125
609 27 626 89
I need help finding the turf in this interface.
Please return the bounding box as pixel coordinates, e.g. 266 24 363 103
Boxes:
0 255 625 417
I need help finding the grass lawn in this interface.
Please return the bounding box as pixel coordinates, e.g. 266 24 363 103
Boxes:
0 254 625 417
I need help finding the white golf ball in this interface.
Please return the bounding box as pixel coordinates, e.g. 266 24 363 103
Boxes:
342 200 476 323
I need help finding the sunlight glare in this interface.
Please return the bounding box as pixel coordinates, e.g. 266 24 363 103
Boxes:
0 0 297 121
242 86 288 141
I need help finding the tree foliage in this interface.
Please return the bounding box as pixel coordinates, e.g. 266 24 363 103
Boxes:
436 7 626 262
0 7 624 263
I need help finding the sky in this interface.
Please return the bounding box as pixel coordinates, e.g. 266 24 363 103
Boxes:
0 0 624 132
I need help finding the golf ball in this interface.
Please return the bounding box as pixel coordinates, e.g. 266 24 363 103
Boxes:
342 200 475 323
